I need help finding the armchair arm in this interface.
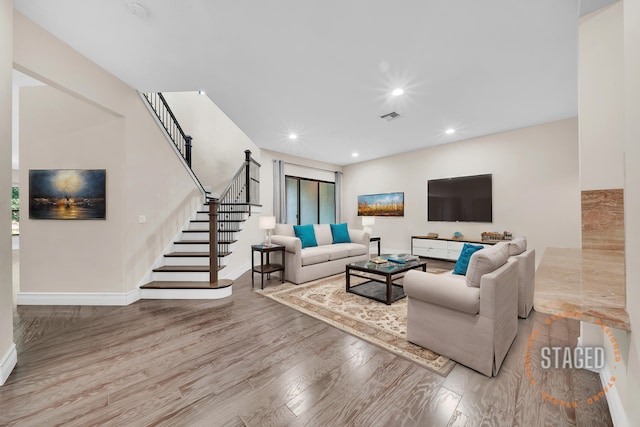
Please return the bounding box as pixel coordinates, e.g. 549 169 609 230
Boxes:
270 235 301 254
404 270 480 314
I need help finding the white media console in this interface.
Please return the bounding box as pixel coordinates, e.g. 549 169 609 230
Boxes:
411 236 496 261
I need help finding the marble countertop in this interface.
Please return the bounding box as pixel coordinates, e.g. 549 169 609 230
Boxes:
534 247 630 331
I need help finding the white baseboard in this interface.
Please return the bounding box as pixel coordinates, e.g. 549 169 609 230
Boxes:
600 363 628 427
221 262 251 281
0 343 17 386
17 289 141 306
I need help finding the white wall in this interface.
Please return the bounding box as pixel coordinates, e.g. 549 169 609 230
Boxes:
13 12 202 296
161 92 261 196
0 0 15 385
342 118 581 260
623 0 640 422
580 3 640 423
19 86 125 293
579 3 625 190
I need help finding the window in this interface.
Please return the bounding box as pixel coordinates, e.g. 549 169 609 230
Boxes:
285 176 335 225
11 186 19 235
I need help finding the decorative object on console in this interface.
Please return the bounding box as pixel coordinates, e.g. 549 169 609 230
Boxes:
361 216 375 235
452 231 463 239
357 192 404 217
426 233 438 238
259 215 276 246
481 231 506 241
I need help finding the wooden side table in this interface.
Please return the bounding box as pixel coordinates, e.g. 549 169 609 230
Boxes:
370 237 381 256
251 244 285 289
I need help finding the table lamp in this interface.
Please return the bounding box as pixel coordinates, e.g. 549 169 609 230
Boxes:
362 216 375 236
259 216 276 246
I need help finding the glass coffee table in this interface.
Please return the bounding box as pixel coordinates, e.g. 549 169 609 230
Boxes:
345 255 427 305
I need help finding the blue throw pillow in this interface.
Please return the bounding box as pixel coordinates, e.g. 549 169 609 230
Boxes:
330 223 351 244
452 243 484 275
293 224 318 249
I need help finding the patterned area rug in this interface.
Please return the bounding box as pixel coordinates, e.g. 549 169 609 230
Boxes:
256 270 455 377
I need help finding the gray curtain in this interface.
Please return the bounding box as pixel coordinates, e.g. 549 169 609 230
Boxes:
273 160 286 223
335 171 342 223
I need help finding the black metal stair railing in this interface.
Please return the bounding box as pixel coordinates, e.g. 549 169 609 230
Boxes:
142 92 209 195
143 93 192 164
209 150 261 284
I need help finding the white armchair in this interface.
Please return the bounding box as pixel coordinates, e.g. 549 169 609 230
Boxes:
404 243 519 377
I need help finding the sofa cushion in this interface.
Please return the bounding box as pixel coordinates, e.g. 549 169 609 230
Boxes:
465 243 509 288
313 224 333 246
508 236 527 256
301 246 331 266
321 244 350 260
274 223 295 237
452 243 484 275
341 243 368 257
294 224 318 249
330 223 351 244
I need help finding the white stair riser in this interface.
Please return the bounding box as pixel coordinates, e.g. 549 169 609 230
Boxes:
188 222 210 231
173 243 209 252
181 231 209 240
152 271 210 281
163 257 209 266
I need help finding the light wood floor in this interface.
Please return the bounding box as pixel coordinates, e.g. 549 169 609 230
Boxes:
2 268 612 426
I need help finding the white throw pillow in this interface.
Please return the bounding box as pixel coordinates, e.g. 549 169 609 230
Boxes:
465 243 509 288
508 236 527 256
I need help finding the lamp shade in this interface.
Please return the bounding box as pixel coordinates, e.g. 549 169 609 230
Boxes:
259 216 276 230
362 216 375 226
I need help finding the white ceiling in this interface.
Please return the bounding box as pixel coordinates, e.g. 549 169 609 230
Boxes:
14 0 618 166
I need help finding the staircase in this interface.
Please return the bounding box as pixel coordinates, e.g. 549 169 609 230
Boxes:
138 92 260 299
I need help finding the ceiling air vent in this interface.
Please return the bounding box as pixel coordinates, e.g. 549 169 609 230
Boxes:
380 112 401 121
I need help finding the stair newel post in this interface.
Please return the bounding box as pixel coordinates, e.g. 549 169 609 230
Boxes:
185 135 192 167
244 150 251 206
209 198 220 284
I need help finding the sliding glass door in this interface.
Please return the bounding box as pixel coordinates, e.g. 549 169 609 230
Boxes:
285 176 335 225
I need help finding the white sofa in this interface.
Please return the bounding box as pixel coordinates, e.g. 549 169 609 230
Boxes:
270 223 370 284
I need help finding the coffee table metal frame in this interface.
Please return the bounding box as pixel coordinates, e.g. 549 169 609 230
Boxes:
345 257 427 305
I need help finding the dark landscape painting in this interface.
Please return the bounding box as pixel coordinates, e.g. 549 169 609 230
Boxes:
29 169 106 220
357 192 404 217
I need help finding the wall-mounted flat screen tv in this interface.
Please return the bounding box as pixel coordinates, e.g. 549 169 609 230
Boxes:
428 174 492 222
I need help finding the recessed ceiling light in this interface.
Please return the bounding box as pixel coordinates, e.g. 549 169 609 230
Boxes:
445 128 455 135
392 88 404 96
198 90 206 95
288 133 298 140
352 152 359 157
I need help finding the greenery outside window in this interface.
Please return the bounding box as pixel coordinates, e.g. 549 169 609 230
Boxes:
12 186 19 235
